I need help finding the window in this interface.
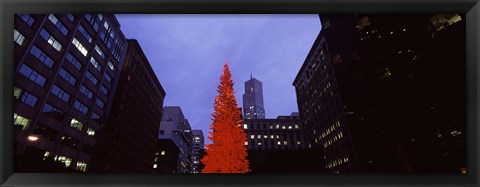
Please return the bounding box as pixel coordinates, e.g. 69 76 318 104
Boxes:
72 38 88 57
104 73 112 83
48 14 68 36
70 118 84 131
250 135 254 139
20 90 38 107
14 113 30 130
243 124 248 129
67 14 75 22
14 86 22 99
43 103 64 119
58 68 76 86
87 128 95 136
90 57 101 72
78 25 92 43
51 85 70 102
107 61 115 72
39 29 62 52
19 64 46 86
74 100 89 115
65 52 82 70
161 151 165 155
18 14 34 26
96 99 104 109
80 85 93 99
92 112 101 120
85 71 98 85
30 45 54 68
14 29 26 46
100 85 108 95
76 161 87 172
94 45 105 60
55 155 72 167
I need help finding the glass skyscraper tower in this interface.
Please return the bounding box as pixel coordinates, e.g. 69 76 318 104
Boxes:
242 75 265 119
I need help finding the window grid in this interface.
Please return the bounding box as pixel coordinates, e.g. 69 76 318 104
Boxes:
74 100 89 115
18 14 34 26
19 64 46 87
14 29 26 46
65 52 82 70
48 14 69 36
20 90 38 107
72 38 88 57
85 71 98 85
80 85 94 99
90 57 102 72
30 45 55 68
59 68 77 86
51 85 70 102
78 25 92 43
39 29 62 52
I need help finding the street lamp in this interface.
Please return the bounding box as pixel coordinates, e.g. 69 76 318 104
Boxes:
27 135 39 141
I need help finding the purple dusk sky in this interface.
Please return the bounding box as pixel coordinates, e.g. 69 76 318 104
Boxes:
115 14 321 144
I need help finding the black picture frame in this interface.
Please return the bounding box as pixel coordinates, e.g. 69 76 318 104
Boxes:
1 0 479 186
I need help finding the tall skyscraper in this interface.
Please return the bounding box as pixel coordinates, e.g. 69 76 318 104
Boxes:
242 75 265 119
13 14 127 172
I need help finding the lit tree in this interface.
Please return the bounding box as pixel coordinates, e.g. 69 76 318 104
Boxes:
201 62 250 173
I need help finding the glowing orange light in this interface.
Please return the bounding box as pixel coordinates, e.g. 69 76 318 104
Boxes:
27 135 39 141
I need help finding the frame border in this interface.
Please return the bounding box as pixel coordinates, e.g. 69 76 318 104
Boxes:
1 0 479 186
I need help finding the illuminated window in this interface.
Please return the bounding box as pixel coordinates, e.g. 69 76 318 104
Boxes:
257 135 261 139
270 135 274 139
263 135 267 139
277 141 281 145
78 25 92 43
288 125 292 129
161 151 165 155
13 113 30 130
70 118 84 131
55 155 72 167
250 135 254 139
257 142 261 146
107 61 115 72
39 29 62 51
295 124 299 129
87 128 95 136
153 164 157 168
90 57 102 72
243 124 248 129
14 29 25 46
76 161 87 172
276 124 279 129
95 45 105 60
284 141 288 145
14 86 22 99
245 141 248 145
72 38 88 57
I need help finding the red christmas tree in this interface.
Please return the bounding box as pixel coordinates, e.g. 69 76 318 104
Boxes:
201 62 250 173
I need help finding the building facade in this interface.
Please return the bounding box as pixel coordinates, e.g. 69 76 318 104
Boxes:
293 31 359 173
191 130 204 173
157 106 193 173
242 75 265 119
92 39 166 173
243 113 304 150
319 14 466 173
13 14 127 172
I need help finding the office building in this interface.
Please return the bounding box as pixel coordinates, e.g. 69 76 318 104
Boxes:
243 113 304 150
319 14 466 172
293 31 359 173
242 75 265 119
191 130 204 173
156 106 193 173
13 14 127 172
92 39 166 173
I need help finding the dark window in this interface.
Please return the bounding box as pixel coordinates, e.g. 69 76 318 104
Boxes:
61 136 79 148
19 64 46 86
67 14 75 22
65 52 82 70
78 25 92 43
51 85 70 102
20 90 38 107
85 71 98 85
104 73 112 83
42 103 64 120
96 99 104 109
74 100 89 114
58 68 76 86
33 124 58 140
18 14 34 26
80 85 94 99
30 45 54 68
100 85 108 95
